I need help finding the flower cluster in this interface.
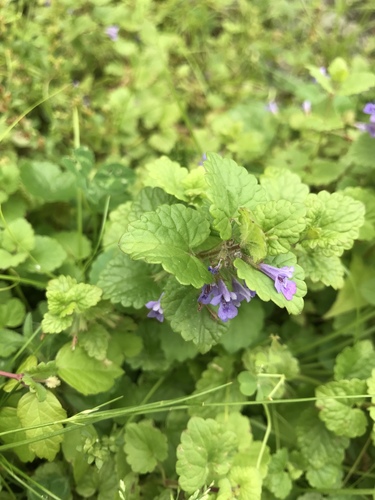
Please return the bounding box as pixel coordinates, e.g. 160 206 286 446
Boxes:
356 102 375 138
198 277 255 322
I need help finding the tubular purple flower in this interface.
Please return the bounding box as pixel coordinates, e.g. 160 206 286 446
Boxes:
105 25 119 41
218 300 239 322
232 278 256 303
198 283 219 304
145 293 165 322
355 122 375 138
210 280 237 306
266 101 279 115
259 263 297 301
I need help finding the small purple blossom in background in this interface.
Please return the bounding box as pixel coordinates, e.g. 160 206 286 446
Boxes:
302 100 311 115
319 66 328 77
105 25 119 41
266 101 279 115
259 263 297 301
363 103 375 116
199 153 207 166
355 122 375 138
232 278 256 303
145 293 165 322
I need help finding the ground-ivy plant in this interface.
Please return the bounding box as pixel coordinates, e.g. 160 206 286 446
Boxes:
2 1 375 499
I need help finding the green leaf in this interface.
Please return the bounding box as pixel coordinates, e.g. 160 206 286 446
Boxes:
0 328 25 356
302 191 365 256
260 167 309 203
334 341 375 381
188 355 243 418
22 236 67 273
0 407 35 462
20 161 75 202
238 371 258 397
264 449 292 499
162 278 228 352
252 200 306 254
343 187 375 241
176 416 237 493
128 187 178 223
347 133 375 169
367 368 375 404
53 231 92 260
17 391 66 461
328 57 349 82
232 441 270 478
143 156 189 201
204 153 266 239
0 298 25 328
306 65 334 93
221 299 264 353
315 379 367 438
0 162 20 204
120 204 212 288
27 462 72 500
56 344 123 395
235 253 306 315
159 326 199 363
103 202 132 249
215 413 252 453
97 252 161 309
218 466 262 500
306 463 343 490
297 250 345 289
124 420 168 474
0 218 35 269
78 323 110 361
338 72 375 95
237 208 267 263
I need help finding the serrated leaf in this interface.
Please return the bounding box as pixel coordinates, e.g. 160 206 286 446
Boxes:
20 161 75 202
306 65 334 93
17 391 66 461
22 236 67 273
260 167 309 203
232 441 270 478
162 278 228 352
347 133 375 169
343 187 375 241
235 254 306 315
204 153 266 239
237 208 267 263
218 466 262 500
297 408 349 470
0 218 35 269
42 313 73 334
0 407 35 462
0 162 20 203
128 187 178 223
252 200 306 254
338 72 375 96
264 449 292 499
176 416 237 493
302 191 365 256
120 204 212 288
97 252 161 309
215 413 252 452
297 250 345 289
143 157 189 201
316 379 367 437
334 341 375 381
306 463 343 490
56 344 123 395
188 355 243 418
124 420 168 474
103 202 132 249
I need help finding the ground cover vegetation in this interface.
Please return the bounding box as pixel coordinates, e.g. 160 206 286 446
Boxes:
1 0 375 498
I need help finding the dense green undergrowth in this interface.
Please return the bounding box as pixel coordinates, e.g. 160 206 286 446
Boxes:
1 0 375 499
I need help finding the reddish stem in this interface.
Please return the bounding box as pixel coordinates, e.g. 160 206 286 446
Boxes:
0 370 23 381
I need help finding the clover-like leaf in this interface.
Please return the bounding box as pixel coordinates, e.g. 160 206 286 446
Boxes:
234 253 306 315
0 218 35 269
204 153 266 239
124 420 168 474
315 379 367 438
176 416 237 493
17 391 67 461
120 204 212 288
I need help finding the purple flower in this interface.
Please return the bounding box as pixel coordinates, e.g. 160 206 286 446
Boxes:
266 101 279 115
302 100 311 115
319 66 328 77
199 153 207 166
198 283 219 304
259 263 297 301
105 25 119 41
363 103 375 116
232 278 256 303
145 293 165 322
